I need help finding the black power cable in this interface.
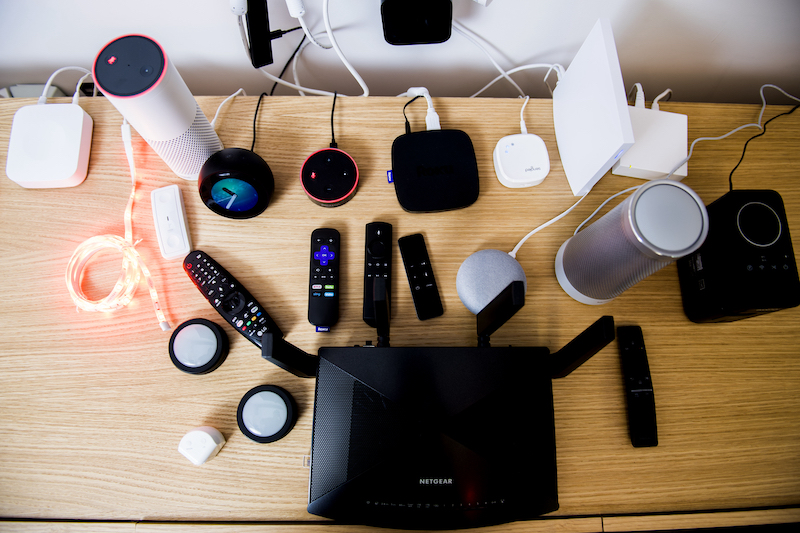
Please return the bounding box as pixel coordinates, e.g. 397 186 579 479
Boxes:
729 104 800 190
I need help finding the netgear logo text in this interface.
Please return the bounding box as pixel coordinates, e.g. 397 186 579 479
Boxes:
419 478 454 485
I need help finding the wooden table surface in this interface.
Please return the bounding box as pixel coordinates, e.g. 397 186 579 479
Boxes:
0 95 798 532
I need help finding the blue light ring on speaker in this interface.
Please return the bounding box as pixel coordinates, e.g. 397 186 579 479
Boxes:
199 148 274 219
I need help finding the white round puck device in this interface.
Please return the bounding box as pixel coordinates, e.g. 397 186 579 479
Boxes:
237 385 297 443
169 318 229 374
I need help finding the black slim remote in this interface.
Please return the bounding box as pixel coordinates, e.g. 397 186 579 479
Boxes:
363 222 392 328
398 233 443 320
308 228 340 331
617 325 658 447
184 250 282 349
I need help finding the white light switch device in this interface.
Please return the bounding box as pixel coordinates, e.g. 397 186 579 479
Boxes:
151 184 192 260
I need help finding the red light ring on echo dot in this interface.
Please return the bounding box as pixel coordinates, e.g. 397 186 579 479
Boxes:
300 148 359 207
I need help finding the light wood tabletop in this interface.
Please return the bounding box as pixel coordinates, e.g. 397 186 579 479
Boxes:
0 95 799 531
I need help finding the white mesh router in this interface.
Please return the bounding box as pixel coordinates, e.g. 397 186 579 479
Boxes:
552 19 634 196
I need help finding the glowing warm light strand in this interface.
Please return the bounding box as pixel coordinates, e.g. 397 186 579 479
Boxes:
65 120 170 331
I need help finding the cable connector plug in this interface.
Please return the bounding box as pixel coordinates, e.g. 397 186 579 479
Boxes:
406 87 440 130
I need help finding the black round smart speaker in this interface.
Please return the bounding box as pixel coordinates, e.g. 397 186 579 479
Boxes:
300 148 359 207
199 147 274 219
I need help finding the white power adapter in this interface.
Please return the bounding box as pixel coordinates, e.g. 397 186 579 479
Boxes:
5 103 93 188
612 104 688 180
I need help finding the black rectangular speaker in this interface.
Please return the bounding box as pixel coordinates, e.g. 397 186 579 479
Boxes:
677 189 800 322
307 346 559 529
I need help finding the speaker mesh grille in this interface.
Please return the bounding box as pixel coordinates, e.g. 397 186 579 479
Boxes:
310 358 355 501
562 200 673 300
310 358 409 503
144 104 222 179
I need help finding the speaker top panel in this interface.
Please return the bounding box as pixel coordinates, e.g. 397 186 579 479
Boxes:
94 35 166 97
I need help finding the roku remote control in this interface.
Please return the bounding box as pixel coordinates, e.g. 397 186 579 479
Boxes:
363 222 392 328
184 250 282 349
398 233 443 320
308 228 340 330
617 325 658 447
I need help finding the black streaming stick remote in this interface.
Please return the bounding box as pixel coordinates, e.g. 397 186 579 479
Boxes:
363 222 392 328
184 250 282 349
398 233 443 320
617 325 658 447
308 228 340 331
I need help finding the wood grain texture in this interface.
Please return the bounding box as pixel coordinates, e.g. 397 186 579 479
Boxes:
0 96 798 526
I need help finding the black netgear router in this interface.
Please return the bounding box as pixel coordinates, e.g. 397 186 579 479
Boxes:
262 281 615 529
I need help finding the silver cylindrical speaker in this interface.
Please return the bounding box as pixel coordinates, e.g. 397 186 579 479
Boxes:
93 34 223 180
555 180 709 304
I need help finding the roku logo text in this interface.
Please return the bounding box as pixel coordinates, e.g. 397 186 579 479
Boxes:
416 165 455 177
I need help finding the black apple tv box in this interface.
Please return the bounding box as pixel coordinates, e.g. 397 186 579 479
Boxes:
391 129 479 212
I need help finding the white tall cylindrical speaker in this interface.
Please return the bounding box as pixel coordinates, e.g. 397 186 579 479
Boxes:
555 180 709 304
93 35 223 180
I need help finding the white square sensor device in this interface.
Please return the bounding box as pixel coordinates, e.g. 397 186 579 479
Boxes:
5 103 93 188
552 18 634 196
612 105 688 180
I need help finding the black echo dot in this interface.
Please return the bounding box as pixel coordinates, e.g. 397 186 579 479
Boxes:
300 148 359 207
168 318 229 374
237 385 298 443
199 147 274 219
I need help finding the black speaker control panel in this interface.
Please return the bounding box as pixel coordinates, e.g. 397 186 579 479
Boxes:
678 190 800 322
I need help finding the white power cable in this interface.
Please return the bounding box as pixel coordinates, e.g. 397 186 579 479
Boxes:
322 0 369 97
651 88 672 111
519 95 530 134
292 31 332 96
452 20 524 97
508 195 588 259
665 84 800 179
470 63 565 98
210 88 247 128
572 186 642 235
38 66 91 105
298 15 332 50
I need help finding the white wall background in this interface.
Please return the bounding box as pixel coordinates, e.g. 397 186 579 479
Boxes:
1 0 799 104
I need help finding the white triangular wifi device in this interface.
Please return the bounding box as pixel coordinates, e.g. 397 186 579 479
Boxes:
552 18 634 196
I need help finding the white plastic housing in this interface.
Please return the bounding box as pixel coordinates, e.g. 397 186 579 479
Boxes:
5 103 93 188
178 426 226 465
552 18 634 196
612 105 689 180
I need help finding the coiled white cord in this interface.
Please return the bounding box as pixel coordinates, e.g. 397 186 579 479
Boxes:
65 120 170 331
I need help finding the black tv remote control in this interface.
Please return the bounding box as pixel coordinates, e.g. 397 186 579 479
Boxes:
398 233 443 320
184 250 282 349
617 325 658 447
363 222 392 328
308 228 340 331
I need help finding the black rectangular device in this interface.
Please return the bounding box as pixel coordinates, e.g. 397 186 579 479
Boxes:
307 345 558 529
305 315 616 529
677 189 800 322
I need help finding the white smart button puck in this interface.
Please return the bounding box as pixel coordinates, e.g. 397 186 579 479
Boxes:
237 385 297 443
169 318 228 374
